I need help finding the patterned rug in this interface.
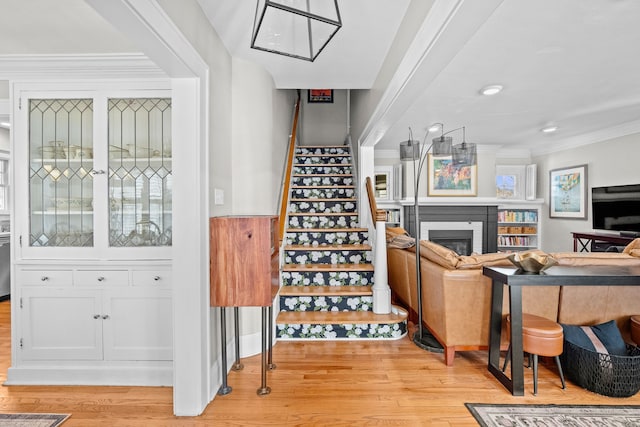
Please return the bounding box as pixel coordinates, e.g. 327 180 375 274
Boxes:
466 403 640 426
0 413 69 427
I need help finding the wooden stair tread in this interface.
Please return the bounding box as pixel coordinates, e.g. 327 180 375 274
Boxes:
291 198 356 202
284 244 371 251
296 153 350 157
276 307 407 324
282 263 373 272
280 285 372 296
293 173 352 177
294 163 352 167
298 145 349 149
286 227 367 233
288 212 358 216
291 185 355 189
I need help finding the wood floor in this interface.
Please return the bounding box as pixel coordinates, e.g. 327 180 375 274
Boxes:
0 300 638 426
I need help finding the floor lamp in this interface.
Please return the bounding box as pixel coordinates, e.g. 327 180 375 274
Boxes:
399 126 477 352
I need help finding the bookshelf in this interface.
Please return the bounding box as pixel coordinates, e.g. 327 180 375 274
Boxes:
497 206 539 252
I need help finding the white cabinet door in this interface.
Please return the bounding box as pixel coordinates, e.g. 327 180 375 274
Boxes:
21 287 102 360
102 288 173 361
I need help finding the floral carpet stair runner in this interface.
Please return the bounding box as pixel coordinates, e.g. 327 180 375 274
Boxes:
276 145 408 340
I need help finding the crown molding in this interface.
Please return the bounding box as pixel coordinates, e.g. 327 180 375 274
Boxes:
0 53 166 80
531 119 640 157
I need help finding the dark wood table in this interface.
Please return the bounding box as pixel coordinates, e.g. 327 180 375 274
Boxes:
483 265 640 396
571 231 634 252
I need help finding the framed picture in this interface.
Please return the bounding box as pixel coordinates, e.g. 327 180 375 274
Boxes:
308 89 333 103
373 166 394 201
549 164 588 219
427 155 477 196
496 165 526 199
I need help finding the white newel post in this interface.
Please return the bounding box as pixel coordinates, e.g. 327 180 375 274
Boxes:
373 216 392 314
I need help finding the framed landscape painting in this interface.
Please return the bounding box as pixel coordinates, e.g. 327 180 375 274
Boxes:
427 155 477 196
308 89 333 103
549 164 588 219
496 165 526 199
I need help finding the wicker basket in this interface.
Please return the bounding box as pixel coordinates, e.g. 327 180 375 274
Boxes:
560 341 640 397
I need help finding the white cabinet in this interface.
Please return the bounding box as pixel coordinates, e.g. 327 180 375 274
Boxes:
21 287 103 361
10 82 173 386
13 83 172 260
18 267 172 363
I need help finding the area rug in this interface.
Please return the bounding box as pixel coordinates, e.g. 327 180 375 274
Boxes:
0 413 69 427
465 403 640 427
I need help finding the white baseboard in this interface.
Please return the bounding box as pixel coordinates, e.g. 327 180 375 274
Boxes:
5 364 172 386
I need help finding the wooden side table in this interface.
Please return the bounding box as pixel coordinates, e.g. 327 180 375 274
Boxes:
210 216 279 395
571 231 634 252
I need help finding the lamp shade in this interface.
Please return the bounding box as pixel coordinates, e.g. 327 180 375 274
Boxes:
251 0 342 62
452 142 477 166
431 135 453 156
399 140 420 161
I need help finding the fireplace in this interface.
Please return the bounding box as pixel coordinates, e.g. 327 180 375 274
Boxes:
404 205 497 254
427 230 473 256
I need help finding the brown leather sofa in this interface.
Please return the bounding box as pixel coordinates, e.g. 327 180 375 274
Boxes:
386 228 640 366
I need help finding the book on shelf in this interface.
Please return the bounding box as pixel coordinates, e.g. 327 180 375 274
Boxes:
498 210 538 223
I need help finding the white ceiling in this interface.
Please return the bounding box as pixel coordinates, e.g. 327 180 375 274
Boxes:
2 0 640 155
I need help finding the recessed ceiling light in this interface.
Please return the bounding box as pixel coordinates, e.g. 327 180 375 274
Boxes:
541 125 558 133
480 85 503 96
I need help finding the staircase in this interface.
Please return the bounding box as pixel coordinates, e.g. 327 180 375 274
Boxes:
276 145 408 340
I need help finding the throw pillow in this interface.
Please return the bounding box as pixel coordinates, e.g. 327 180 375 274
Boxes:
387 233 415 249
561 320 628 356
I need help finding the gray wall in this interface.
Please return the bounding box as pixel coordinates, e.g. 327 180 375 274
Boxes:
300 89 348 145
534 133 640 253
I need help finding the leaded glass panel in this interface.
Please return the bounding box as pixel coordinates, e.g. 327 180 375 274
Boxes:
108 98 172 247
29 99 94 247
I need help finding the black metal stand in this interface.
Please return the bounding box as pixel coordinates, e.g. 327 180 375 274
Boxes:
257 307 271 396
217 307 232 395
267 305 276 370
232 307 244 371
412 329 444 353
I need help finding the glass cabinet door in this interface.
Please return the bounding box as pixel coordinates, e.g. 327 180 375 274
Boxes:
29 99 94 247
108 98 172 247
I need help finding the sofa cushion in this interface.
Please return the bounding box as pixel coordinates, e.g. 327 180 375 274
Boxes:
623 238 640 257
457 252 512 269
552 251 640 266
562 320 628 356
419 240 459 269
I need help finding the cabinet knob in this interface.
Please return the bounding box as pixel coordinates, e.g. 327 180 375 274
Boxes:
91 169 106 175
102 315 110 320
40 276 49 282
97 276 105 282
93 314 101 319
153 276 161 281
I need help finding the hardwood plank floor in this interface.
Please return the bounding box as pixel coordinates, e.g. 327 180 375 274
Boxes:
0 300 638 426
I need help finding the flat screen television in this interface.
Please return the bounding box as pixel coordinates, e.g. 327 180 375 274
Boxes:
592 184 640 236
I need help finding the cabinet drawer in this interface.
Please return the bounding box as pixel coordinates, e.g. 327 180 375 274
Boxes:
132 270 172 287
74 270 129 287
18 269 73 286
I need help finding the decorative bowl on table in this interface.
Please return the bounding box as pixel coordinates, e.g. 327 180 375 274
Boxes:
507 252 557 273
